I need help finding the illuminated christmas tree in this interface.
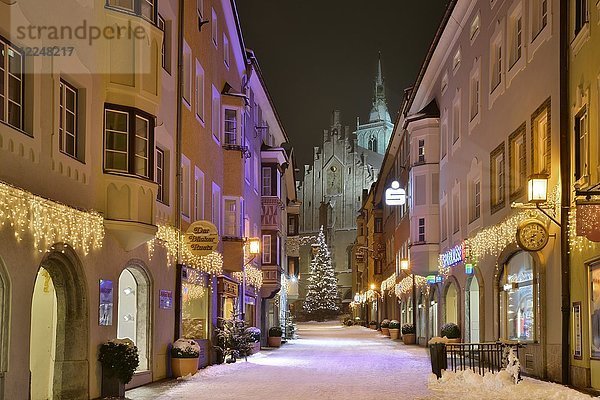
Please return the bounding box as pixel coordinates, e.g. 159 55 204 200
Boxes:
303 226 339 320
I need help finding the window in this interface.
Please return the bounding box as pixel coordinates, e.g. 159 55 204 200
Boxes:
453 192 460 234
470 180 481 222
59 80 79 159
181 159 190 218
211 86 220 141
441 203 448 241
575 0 588 36
490 143 506 212
288 215 298 236
212 183 221 231
158 15 170 73
368 135 378 152
470 73 480 121
418 218 426 242
532 0 548 39
194 168 204 220
244 140 251 183
0 38 23 130
183 43 192 105
156 148 166 203
470 13 481 40
224 109 237 145
195 61 204 121
262 234 272 264
575 108 589 180
509 14 523 68
224 198 240 237
223 34 230 67
374 218 383 233
441 71 449 94
262 167 272 196
501 252 535 341
453 49 461 72
417 139 425 163
197 0 204 17
254 152 260 192
211 8 218 47
509 124 526 198
452 98 461 144
491 37 503 91
441 122 448 159
107 0 157 23
531 99 551 174
104 105 154 178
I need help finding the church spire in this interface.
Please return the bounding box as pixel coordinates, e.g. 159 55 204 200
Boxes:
376 52 383 86
369 53 391 123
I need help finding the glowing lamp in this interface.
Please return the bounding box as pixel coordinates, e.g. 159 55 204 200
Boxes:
400 259 410 271
247 237 261 255
354 293 360 303
370 283 376 290
528 175 548 203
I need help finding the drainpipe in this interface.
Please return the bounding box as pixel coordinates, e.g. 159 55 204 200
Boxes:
559 0 570 385
174 0 184 342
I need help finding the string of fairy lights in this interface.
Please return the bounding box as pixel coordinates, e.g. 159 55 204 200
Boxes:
395 275 429 298
381 273 396 294
232 265 264 290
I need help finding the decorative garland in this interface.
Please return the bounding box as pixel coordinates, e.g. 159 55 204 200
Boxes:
381 273 396 294
232 265 263 290
0 180 104 255
395 275 429 298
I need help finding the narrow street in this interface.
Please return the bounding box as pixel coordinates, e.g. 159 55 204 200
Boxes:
126 322 434 400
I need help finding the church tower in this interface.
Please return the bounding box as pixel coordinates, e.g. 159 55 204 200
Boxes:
356 54 394 154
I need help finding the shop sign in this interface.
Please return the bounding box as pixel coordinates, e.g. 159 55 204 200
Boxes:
184 220 219 257
440 243 466 268
159 290 173 310
426 275 436 284
465 263 474 275
435 275 443 283
385 181 407 206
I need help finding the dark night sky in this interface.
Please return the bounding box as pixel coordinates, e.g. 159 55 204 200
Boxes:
236 1 450 169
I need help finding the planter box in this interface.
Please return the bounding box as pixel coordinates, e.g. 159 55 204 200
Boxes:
171 357 199 378
381 328 390 336
101 368 125 398
402 333 416 345
267 336 282 347
250 342 261 354
389 328 400 340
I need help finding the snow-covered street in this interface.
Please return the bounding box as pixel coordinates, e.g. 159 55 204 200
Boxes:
125 322 434 400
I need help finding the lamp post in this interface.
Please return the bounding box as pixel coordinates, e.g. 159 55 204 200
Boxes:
242 237 261 322
400 259 416 333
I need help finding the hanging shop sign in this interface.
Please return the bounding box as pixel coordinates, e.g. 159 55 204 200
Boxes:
385 181 407 206
576 204 600 242
426 275 436 284
440 242 466 268
184 220 219 257
465 263 474 275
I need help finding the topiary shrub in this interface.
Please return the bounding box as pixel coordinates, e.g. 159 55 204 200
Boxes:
380 319 390 328
98 338 139 384
401 323 415 335
171 338 200 358
369 321 377 326
389 320 400 329
441 322 461 339
344 318 354 326
268 326 282 337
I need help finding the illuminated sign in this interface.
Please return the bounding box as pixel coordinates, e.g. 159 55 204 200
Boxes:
184 220 219 257
426 275 436 284
440 243 466 268
435 275 443 283
465 263 474 275
385 181 407 206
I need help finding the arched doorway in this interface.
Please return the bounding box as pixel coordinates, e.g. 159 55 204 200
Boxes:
117 265 151 371
466 275 480 343
445 282 459 324
30 246 88 399
429 286 439 338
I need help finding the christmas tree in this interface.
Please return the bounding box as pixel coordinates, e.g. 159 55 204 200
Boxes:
303 226 340 321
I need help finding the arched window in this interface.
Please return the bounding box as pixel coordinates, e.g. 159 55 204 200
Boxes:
429 286 439 337
466 275 480 343
368 135 378 152
501 252 535 341
445 282 459 324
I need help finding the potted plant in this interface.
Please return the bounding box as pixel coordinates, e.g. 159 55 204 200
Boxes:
98 338 139 398
402 323 416 345
171 338 200 377
369 320 377 330
267 326 283 347
246 327 261 354
380 319 390 336
441 322 461 343
389 320 400 340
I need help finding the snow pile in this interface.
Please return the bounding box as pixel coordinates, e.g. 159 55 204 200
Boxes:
172 338 200 353
427 369 595 400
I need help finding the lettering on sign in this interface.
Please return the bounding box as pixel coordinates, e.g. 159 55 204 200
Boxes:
184 221 219 257
440 243 466 268
385 181 407 206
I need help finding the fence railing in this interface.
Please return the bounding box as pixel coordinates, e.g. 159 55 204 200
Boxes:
430 342 524 378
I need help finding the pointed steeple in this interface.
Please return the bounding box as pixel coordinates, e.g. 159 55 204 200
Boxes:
369 53 391 123
376 52 383 86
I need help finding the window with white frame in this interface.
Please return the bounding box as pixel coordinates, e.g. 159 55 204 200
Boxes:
156 148 166 203
158 15 170 73
197 0 204 17
254 152 260 192
509 11 523 69
211 8 218 47
470 13 481 41
441 71 449 94
575 0 589 36
418 139 425 163
181 158 191 218
195 61 204 121
194 168 205 220
491 143 506 212
108 0 157 23
224 198 240 237
469 69 480 121
453 49 461 72
224 109 238 145
509 124 526 198
491 35 503 91
212 183 221 232
575 108 589 181
532 100 551 174
244 140 251 183
262 234 272 264
441 202 448 241
104 105 154 178
441 120 448 159
0 38 23 130
469 180 481 223
223 34 230 67
532 0 549 39
452 96 461 144
211 85 220 141
453 191 460 234
262 167 272 196
59 80 79 159
418 218 426 243
183 42 192 105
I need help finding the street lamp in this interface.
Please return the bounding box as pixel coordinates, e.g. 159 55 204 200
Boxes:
241 237 261 321
528 175 548 203
400 258 417 332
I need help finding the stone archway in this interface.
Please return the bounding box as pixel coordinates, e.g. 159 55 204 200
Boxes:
30 244 88 400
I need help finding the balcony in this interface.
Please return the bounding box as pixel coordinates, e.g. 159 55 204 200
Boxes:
222 237 244 273
261 196 284 231
103 174 158 251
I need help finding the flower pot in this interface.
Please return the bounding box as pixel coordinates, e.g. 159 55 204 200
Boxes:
402 333 416 345
389 328 400 340
171 357 199 377
369 324 377 330
101 368 125 398
267 336 282 347
250 342 261 354
381 328 390 336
